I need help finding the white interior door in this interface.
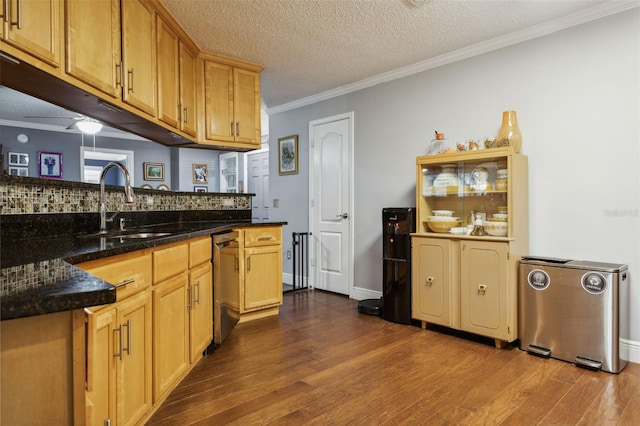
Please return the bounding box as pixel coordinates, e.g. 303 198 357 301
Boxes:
309 112 353 296
247 149 270 222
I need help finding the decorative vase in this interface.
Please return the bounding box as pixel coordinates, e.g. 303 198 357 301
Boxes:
496 111 522 153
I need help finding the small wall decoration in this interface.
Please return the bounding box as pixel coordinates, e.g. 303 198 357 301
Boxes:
278 135 298 175
9 166 28 177
194 185 208 193
143 162 165 180
193 163 208 184
8 152 29 166
38 151 62 178
157 184 170 191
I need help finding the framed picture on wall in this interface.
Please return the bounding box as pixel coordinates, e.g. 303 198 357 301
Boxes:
143 162 165 180
278 135 298 175
192 163 208 184
38 151 62 178
8 152 29 166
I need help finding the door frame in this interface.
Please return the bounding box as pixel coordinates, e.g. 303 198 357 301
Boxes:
308 112 355 296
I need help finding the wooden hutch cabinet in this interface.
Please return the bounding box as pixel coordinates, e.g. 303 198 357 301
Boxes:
411 147 528 347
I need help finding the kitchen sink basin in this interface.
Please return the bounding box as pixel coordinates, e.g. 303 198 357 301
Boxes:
108 232 173 239
79 231 173 239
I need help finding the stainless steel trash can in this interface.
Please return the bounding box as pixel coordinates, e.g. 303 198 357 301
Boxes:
519 256 629 373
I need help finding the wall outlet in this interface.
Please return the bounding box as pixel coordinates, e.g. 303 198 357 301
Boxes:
273 198 280 208
287 250 291 259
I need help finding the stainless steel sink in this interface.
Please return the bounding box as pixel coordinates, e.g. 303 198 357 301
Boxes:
79 231 173 239
108 232 173 239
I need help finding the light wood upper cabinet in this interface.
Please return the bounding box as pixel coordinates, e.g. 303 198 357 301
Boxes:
65 0 122 98
179 41 197 136
201 56 262 148
233 67 261 144
156 14 197 137
121 0 156 117
0 0 62 68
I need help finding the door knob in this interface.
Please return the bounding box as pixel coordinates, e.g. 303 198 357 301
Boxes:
336 213 348 219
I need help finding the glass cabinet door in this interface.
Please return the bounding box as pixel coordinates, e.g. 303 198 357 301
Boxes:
418 154 510 237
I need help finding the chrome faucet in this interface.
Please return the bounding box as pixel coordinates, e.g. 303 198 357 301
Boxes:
99 162 135 234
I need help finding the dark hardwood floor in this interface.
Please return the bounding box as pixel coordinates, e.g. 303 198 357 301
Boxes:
147 290 640 425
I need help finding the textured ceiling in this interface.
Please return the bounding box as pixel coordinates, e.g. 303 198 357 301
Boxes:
1 0 634 133
159 0 615 109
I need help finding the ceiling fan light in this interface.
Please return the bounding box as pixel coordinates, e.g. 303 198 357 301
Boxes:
77 119 103 134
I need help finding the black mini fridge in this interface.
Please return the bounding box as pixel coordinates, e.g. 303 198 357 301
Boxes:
382 207 416 324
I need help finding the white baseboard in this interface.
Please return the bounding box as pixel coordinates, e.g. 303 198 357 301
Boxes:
350 286 382 301
621 338 640 364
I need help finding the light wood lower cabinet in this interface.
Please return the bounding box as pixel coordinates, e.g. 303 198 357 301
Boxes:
152 271 189 402
79 236 213 424
220 226 283 322
243 244 283 311
412 236 516 347
85 288 152 426
80 250 153 426
189 261 213 362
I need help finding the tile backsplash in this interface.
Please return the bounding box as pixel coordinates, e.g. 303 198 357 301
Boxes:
0 175 251 214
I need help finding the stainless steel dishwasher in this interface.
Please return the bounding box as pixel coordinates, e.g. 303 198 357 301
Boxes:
519 256 629 373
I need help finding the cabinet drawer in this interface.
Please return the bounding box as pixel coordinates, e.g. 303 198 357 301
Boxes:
243 227 282 247
189 236 212 269
153 242 189 283
78 250 152 301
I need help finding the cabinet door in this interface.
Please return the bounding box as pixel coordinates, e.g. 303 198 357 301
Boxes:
203 60 234 143
411 237 451 327
2 0 61 67
117 289 152 426
460 241 509 339
156 15 180 129
152 272 189 402
179 41 197 137
243 245 282 311
121 0 156 117
233 67 261 145
85 307 117 426
65 0 121 98
189 262 212 363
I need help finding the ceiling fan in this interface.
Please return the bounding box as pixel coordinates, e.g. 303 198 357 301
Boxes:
24 114 104 134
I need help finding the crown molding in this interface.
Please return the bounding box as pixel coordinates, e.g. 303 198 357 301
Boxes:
267 1 639 115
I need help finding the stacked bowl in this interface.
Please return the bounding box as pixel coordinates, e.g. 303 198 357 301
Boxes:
424 210 461 233
485 208 508 236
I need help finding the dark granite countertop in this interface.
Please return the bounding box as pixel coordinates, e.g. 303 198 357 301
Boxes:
1 213 286 321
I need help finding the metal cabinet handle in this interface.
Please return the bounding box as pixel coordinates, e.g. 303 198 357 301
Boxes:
258 235 273 241
8 0 21 28
187 285 192 309
236 122 239 136
177 103 182 122
123 319 131 356
115 62 123 87
194 282 200 305
114 278 135 288
114 325 124 360
230 121 235 136
234 256 239 271
1 0 8 22
247 256 251 272
183 107 189 125
128 68 134 93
